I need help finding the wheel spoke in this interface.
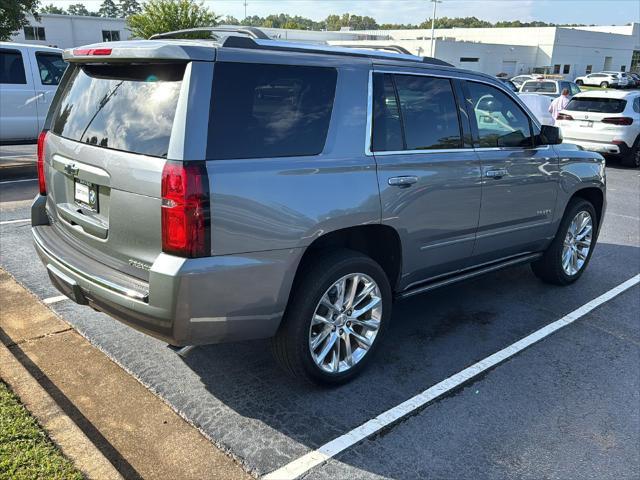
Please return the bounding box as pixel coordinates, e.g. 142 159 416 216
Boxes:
348 328 372 348
343 333 353 367
350 318 380 330
310 327 331 351
316 332 338 364
352 296 381 319
344 275 359 309
352 282 376 308
313 314 332 326
576 225 592 241
332 336 341 372
335 278 347 310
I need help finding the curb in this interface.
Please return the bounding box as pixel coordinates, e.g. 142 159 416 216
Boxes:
0 342 124 480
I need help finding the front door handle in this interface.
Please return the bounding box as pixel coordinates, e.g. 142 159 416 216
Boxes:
388 176 418 187
485 168 508 179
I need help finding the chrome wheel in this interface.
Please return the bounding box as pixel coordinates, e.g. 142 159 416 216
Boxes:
309 273 382 373
562 210 593 276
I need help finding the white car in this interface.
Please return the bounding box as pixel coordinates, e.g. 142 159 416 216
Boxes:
518 93 554 125
0 42 66 142
556 90 640 167
574 72 624 89
510 74 542 88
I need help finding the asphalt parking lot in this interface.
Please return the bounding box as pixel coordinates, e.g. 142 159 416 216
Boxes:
1 147 638 479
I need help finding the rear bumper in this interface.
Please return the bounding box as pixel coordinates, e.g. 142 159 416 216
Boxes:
563 139 631 156
32 198 302 345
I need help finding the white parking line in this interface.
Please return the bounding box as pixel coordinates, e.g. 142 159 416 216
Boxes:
264 273 640 480
43 295 68 305
0 178 38 185
0 218 30 225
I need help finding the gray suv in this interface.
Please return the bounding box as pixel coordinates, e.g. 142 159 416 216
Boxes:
32 29 606 384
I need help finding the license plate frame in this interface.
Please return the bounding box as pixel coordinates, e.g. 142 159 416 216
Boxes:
74 179 99 212
580 120 594 128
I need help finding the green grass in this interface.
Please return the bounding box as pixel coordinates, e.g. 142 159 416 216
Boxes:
0 381 83 480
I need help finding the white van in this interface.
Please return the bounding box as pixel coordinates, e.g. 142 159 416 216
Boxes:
0 42 66 143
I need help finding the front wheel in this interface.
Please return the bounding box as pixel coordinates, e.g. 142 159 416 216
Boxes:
600 81 609 88
532 199 597 285
272 249 392 385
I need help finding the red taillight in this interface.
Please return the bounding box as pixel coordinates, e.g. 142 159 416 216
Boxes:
161 161 210 258
37 130 48 195
72 48 112 56
557 113 573 121
601 117 633 126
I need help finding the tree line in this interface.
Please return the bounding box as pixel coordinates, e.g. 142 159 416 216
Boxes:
0 0 594 43
37 2 588 30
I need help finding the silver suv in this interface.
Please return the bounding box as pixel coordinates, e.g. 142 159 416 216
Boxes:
32 29 606 384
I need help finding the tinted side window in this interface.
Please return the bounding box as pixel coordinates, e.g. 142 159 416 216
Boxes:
466 82 533 148
372 73 403 152
207 63 337 159
394 75 462 150
35 52 67 86
0 49 26 84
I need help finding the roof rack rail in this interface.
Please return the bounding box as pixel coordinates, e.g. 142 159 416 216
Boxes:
220 36 454 67
336 44 413 55
150 26 270 40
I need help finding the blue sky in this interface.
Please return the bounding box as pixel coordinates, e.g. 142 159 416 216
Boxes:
49 0 640 25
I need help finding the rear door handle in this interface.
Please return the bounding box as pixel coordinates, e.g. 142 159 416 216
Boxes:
485 169 508 179
388 176 418 187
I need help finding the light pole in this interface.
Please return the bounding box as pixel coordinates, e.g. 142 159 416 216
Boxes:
430 0 442 57
243 1 248 20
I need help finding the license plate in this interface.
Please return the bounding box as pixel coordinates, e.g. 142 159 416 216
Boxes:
580 120 593 128
74 179 98 211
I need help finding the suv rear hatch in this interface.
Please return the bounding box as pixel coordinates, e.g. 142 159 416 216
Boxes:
43 48 193 281
560 96 628 143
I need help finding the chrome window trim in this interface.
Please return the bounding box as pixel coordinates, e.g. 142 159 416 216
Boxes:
365 68 543 157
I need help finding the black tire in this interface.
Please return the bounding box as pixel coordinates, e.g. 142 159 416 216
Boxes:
271 249 392 385
531 198 598 285
620 136 640 168
600 81 609 88
576 80 583 86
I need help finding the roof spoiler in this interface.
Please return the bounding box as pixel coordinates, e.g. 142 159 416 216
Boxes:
220 36 454 67
150 26 270 40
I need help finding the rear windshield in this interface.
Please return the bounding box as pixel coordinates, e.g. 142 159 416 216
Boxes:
51 63 185 158
521 81 557 93
565 97 627 113
207 62 337 160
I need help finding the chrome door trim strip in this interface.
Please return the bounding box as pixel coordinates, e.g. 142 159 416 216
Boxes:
398 252 542 300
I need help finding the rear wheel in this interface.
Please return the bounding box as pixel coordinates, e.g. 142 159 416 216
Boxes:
600 81 609 88
576 80 583 86
272 250 392 385
532 198 597 285
620 137 640 168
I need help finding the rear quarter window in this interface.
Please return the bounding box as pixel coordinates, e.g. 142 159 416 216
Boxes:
521 81 557 93
0 49 26 84
50 63 185 158
565 97 627 114
207 62 337 160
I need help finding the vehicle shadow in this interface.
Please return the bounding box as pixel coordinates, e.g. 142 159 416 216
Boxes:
180 241 639 476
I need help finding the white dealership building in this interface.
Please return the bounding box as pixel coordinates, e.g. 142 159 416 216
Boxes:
10 14 640 78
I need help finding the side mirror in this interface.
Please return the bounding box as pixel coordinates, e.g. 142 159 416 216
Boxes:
537 124 563 145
